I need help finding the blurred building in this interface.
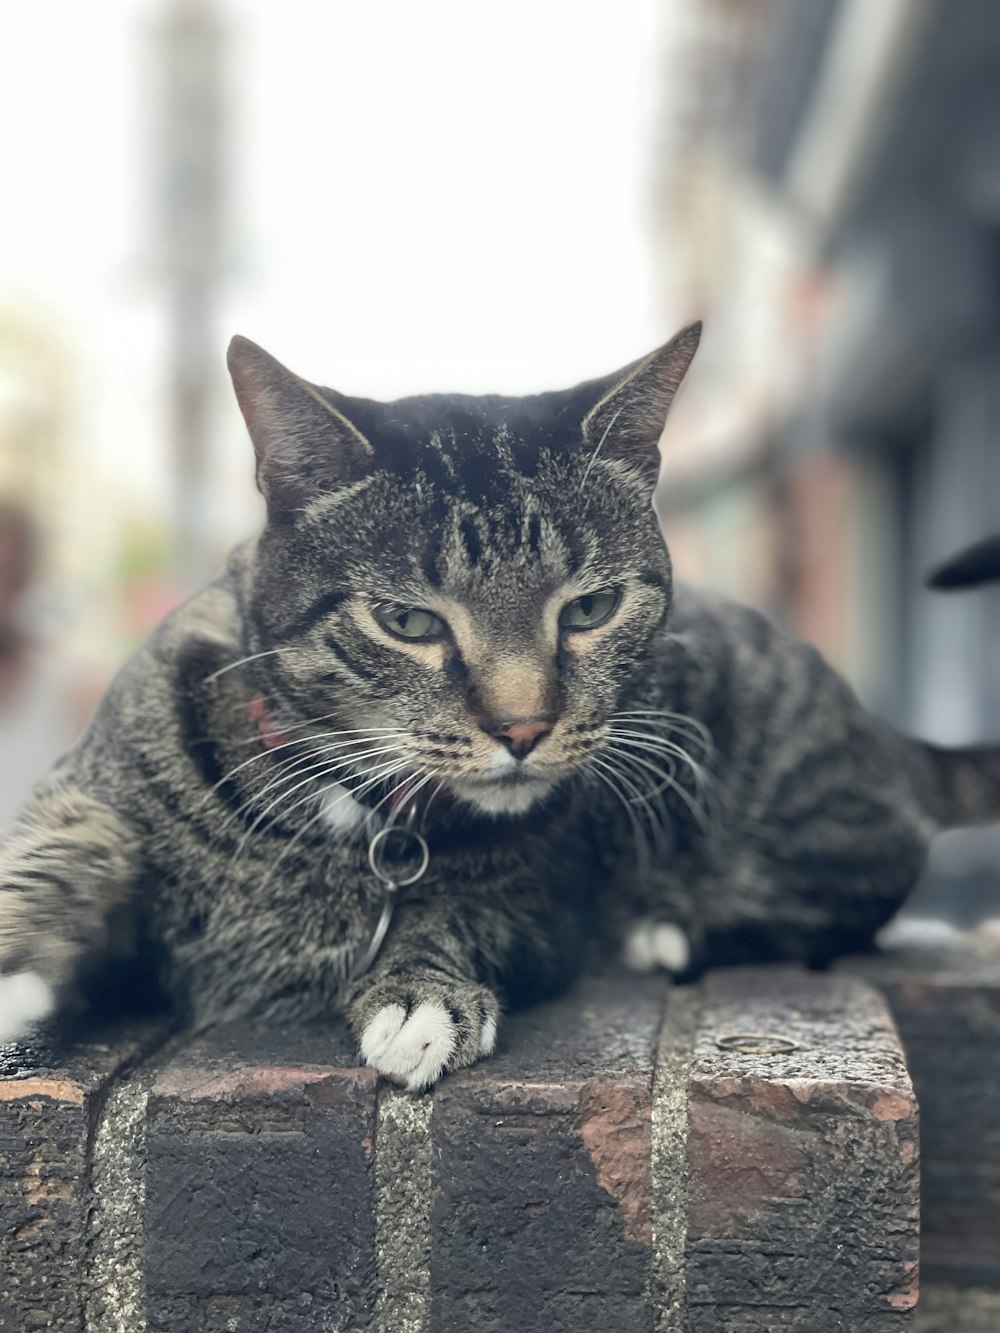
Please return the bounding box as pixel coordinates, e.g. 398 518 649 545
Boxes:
656 0 1000 917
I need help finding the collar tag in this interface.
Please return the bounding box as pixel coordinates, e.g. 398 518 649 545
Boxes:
350 802 430 980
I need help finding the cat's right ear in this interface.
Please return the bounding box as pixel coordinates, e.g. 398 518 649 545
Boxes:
227 337 374 522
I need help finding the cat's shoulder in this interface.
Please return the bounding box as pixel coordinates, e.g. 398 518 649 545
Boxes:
154 576 241 658
669 579 784 647
665 580 829 681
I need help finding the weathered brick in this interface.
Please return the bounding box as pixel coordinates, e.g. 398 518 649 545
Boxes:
429 973 667 1333
654 968 919 1332
845 943 1000 1292
0 1023 163 1332
143 1020 378 1333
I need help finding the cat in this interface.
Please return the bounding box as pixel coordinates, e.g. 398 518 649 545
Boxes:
1 323 998 1091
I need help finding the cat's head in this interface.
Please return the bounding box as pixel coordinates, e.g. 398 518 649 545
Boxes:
228 325 700 817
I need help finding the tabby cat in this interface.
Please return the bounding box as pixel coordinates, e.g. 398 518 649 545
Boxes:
1 324 998 1089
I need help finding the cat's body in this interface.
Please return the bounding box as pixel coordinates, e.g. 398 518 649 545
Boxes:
1 325 998 1088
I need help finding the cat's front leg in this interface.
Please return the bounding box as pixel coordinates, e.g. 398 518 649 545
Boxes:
0 787 140 1042
344 886 576 1090
344 899 500 1091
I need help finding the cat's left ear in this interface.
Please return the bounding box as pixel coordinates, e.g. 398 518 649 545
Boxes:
228 336 374 523
580 322 702 486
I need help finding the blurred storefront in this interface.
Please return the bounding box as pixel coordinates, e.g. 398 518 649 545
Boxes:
656 0 1000 917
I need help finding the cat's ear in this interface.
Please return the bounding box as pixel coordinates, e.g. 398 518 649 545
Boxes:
580 322 702 486
227 336 374 522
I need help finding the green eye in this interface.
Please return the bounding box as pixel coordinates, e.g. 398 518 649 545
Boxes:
375 605 447 641
559 589 620 631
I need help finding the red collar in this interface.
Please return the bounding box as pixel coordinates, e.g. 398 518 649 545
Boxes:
248 694 291 749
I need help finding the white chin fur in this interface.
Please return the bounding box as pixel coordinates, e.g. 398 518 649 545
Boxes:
0 971 55 1044
452 779 552 817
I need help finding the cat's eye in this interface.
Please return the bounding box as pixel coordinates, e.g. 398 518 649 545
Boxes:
559 588 621 632
374 605 447 642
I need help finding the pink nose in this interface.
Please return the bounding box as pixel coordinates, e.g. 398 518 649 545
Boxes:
494 718 553 760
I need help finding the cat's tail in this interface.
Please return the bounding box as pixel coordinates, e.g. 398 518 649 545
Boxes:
908 741 1000 829
926 534 1000 589
906 534 1000 826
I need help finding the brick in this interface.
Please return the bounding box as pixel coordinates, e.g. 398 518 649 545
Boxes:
0 1022 164 1332
845 943 1000 1291
143 1020 378 1333
428 973 667 1333
654 968 919 1332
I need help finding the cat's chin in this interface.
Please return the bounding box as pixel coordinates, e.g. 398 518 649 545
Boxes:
450 774 554 817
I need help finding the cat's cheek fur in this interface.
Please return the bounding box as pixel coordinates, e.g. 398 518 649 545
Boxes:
0 971 55 1043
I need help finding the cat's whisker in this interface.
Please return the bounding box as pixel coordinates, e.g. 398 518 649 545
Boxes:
420 772 450 824
609 723 712 776
608 729 709 785
610 710 711 747
202 730 408 812
253 758 410 881
361 774 414 829
203 649 291 683
366 764 449 832
242 743 407 819
233 746 407 855
607 757 676 860
252 744 406 823
606 742 711 833
608 730 717 808
593 753 665 841
588 756 659 873
610 710 712 751
255 759 410 892
275 716 403 739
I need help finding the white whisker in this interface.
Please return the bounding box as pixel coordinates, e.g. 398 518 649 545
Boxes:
203 649 289 683
606 742 710 832
589 756 659 873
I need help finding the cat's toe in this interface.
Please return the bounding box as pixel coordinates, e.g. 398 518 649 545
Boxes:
623 919 690 974
0 971 55 1044
354 982 499 1091
360 1000 456 1091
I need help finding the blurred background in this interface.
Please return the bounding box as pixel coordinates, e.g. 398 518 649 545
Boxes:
0 0 998 914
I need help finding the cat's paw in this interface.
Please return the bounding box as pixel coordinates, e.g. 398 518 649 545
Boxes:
623 919 690 974
0 971 55 1044
352 980 499 1092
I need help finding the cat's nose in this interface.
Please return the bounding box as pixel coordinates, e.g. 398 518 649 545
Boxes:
492 717 554 759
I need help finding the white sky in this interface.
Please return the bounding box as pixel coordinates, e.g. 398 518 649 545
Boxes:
0 0 670 543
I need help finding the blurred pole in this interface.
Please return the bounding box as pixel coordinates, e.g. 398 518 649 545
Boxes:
151 0 228 585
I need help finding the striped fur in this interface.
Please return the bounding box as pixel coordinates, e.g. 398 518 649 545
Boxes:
1 324 998 1085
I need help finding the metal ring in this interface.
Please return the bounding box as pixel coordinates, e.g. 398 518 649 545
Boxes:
367 826 430 888
714 1031 800 1056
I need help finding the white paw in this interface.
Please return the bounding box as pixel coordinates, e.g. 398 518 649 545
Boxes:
360 1000 457 1092
623 920 691 974
0 971 55 1044
875 915 964 951
478 1011 497 1056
